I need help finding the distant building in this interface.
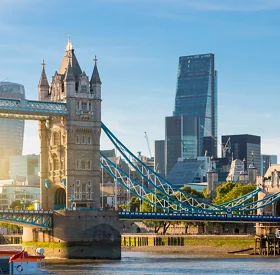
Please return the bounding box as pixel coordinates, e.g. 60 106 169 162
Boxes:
0 180 40 209
173 53 218 158
222 134 261 174
166 156 211 188
0 82 25 180
261 154 277 176
9 155 40 185
165 115 200 175
154 140 165 176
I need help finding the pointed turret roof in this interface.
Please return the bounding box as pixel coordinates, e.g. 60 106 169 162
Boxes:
90 56 102 85
58 36 82 76
38 60 49 87
64 58 75 82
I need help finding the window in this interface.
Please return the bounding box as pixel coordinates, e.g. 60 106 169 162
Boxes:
76 135 80 144
81 102 87 111
81 85 87 93
81 161 86 170
81 136 85 144
87 161 91 170
89 102 91 111
87 136 91 144
76 102 79 110
76 160 79 170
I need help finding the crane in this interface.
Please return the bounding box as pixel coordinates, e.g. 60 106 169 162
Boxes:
144 132 152 158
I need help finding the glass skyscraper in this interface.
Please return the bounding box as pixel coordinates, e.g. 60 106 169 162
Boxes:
0 82 25 179
165 115 200 175
173 53 217 158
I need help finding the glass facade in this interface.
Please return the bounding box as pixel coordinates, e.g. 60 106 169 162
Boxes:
0 82 25 180
222 134 261 174
165 116 200 175
174 54 217 157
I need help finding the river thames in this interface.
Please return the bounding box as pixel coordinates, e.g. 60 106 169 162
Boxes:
44 252 280 274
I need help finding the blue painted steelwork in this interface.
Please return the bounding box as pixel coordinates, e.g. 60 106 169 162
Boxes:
101 123 280 214
101 122 222 213
0 210 53 229
119 211 280 223
0 98 67 120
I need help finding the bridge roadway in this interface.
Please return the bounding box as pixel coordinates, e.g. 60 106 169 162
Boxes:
1 210 280 229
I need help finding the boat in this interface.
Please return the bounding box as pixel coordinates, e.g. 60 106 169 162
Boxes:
0 248 48 274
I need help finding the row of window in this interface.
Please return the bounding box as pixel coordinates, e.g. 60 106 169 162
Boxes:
76 160 91 170
76 135 91 144
77 101 92 111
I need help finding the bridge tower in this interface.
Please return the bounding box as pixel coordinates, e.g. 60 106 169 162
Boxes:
38 37 101 210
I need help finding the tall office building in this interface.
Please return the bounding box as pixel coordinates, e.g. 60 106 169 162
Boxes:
222 134 261 174
154 140 165 177
261 154 277 176
0 82 25 179
173 53 217 158
165 115 200 175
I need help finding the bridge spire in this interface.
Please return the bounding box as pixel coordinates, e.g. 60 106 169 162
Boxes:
90 55 102 85
38 59 49 99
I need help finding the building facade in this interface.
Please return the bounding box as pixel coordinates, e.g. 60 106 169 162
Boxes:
165 115 200 175
38 37 101 210
154 140 165 176
9 155 40 185
173 53 217 158
261 154 277 176
0 82 25 180
222 134 261 174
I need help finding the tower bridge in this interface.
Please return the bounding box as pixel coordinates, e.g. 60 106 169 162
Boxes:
0 37 279 258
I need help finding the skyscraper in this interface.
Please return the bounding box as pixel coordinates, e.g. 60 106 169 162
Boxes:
173 53 217 158
222 134 261 174
0 82 25 179
165 115 200 175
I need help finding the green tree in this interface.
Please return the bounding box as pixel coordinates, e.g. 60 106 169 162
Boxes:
213 182 256 205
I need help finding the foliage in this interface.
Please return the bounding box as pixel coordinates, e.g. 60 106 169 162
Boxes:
213 182 256 205
10 200 33 210
179 186 205 199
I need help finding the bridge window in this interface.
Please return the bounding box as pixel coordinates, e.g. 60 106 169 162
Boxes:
53 132 60 145
76 160 79 170
81 85 87 93
76 135 80 144
89 102 91 111
76 102 80 110
87 137 91 144
87 161 91 170
81 136 85 144
81 102 87 111
81 161 86 170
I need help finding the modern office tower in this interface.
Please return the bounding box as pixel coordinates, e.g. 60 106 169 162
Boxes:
222 134 261 174
9 155 40 185
261 154 277 176
174 53 217 158
0 82 25 180
165 115 200 175
154 140 165 176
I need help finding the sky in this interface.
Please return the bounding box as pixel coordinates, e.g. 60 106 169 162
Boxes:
0 0 280 160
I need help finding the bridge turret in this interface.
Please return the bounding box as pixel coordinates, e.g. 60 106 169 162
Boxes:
38 60 50 101
90 56 102 100
64 59 76 98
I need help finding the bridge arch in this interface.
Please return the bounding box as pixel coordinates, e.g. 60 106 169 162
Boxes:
54 188 66 210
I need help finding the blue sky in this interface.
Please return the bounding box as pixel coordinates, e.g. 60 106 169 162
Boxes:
0 0 280 160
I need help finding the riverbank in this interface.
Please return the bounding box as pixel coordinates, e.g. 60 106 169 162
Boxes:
121 234 256 256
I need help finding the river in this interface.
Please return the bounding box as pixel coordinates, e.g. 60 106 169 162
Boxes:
45 252 280 275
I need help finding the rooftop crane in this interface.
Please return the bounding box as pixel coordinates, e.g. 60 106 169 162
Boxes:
144 131 152 158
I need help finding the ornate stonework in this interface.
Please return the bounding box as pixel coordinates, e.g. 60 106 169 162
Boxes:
38 38 101 210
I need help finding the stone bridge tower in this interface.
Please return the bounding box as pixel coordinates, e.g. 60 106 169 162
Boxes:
38 37 101 210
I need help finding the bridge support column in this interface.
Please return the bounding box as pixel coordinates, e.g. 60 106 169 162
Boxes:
39 120 49 210
22 210 121 259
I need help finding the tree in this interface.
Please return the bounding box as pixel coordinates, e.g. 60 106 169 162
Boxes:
213 182 256 205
